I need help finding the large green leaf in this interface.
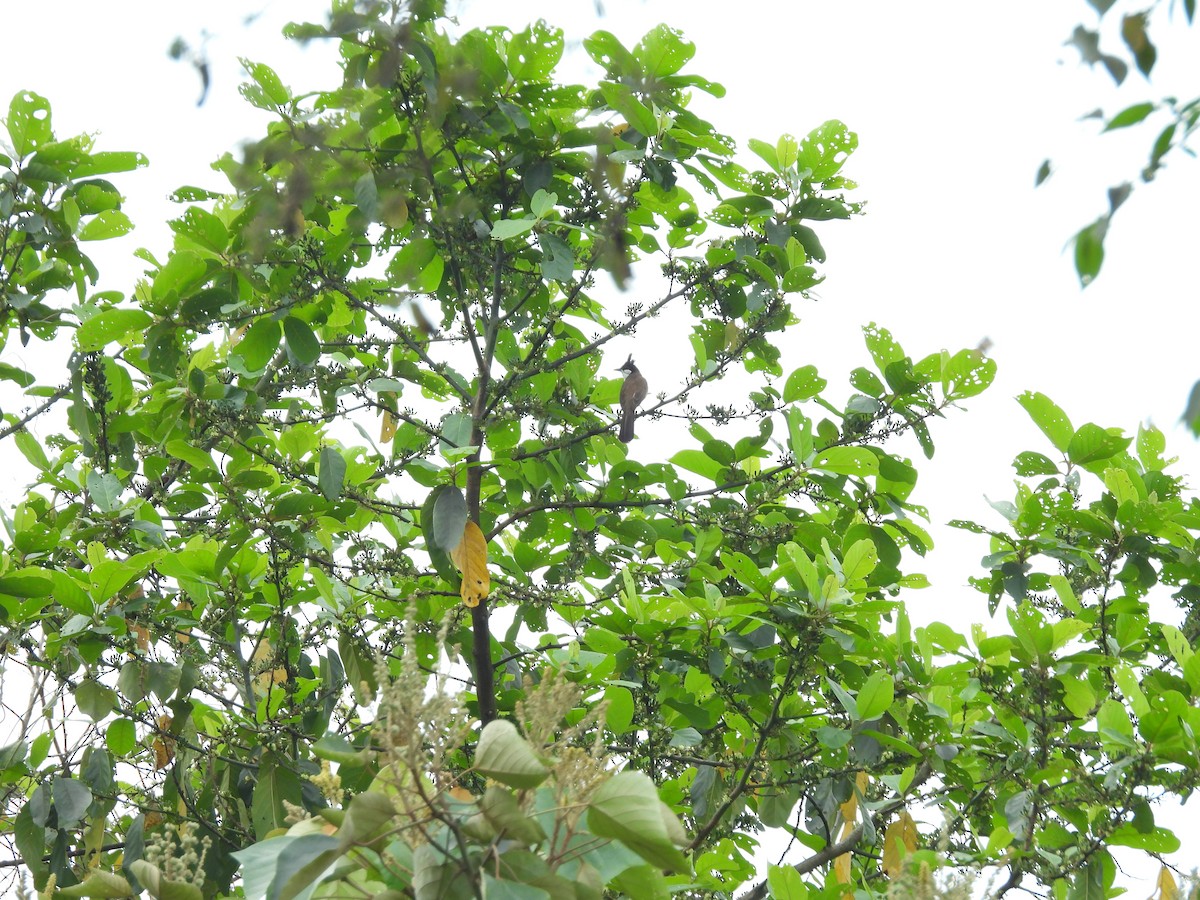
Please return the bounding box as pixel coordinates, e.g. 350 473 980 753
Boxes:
474 720 549 789
76 309 152 351
1016 391 1074 453
587 772 689 874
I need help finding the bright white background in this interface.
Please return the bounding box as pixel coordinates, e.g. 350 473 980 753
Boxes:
2 0 1197 889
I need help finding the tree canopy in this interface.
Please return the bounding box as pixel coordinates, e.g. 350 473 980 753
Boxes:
2 3 1199 899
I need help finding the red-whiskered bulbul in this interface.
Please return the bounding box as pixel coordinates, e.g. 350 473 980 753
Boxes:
618 355 647 442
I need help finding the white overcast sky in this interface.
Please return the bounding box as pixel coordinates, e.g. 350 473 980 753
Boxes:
3 0 1198 887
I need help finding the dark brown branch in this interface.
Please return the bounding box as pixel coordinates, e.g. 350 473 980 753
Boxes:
0 384 71 441
0 842 126 869
689 667 793 850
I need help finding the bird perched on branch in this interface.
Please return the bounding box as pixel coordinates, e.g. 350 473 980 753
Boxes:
618 356 647 442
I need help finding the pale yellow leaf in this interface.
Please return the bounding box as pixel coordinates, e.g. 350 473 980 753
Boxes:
380 396 398 443
1155 866 1178 900
882 810 918 877
451 520 490 608
839 771 868 825
834 848 851 885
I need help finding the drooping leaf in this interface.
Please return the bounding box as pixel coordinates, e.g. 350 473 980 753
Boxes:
450 520 489 607
430 485 468 553
318 447 346 501
587 771 690 874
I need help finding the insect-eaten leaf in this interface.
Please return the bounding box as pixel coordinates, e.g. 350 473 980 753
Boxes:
450 520 490 608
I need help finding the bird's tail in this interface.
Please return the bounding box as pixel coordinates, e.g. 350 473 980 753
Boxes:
619 410 636 442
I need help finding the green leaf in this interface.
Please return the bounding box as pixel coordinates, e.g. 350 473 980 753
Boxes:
670 448 724 481
587 771 690 873
7 91 53 157
165 439 217 472
479 786 547 847
1067 859 1107 900
52 776 93 827
78 209 134 241
944 349 995 400
767 864 808 900
353 172 379 222
1013 451 1058 477
1073 216 1108 287
507 20 564 81
757 786 800 828
387 237 444 292
76 680 117 721
604 686 635 734
76 308 153 351
86 471 123 512
634 24 694 78
475 720 550 789
74 151 147 177
252 754 303 839
747 138 779 173
1107 824 1179 852
811 446 878 477
14 430 50 471
151 250 207 304
283 316 321 368
1067 423 1130 466
242 59 290 105
318 448 346 501
430 485 468 553
312 735 367 765
841 539 877 583
490 218 537 240
1103 101 1155 131
1016 391 1073 453
236 318 282 371
337 791 397 848
53 871 134 898
538 232 574 281
798 119 858 181
857 671 894 721
274 834 342 900
105 719 136 756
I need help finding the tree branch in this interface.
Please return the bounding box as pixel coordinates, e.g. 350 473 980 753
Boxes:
736 760 934 900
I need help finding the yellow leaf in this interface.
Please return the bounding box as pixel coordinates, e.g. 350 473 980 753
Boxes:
1155 866 1178 900
175 599 192 644
153 715 174 770
882 810 918 877
127 620 150 652
839 771 868 826
253 639 287 693
380 409 398 443
451 521 490 607
833 772 869 888
834 848 851 885
838 791 858 827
